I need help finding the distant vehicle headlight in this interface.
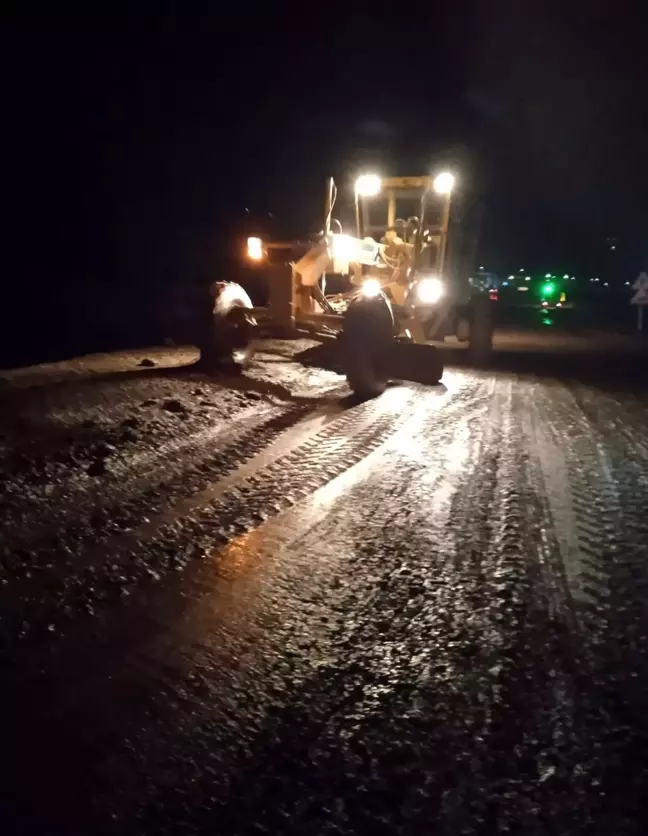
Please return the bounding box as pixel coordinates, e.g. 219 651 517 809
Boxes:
247 236 264 261
416 276 444 304
360 278 382 298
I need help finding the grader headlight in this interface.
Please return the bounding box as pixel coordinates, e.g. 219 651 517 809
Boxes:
416 276 444 304
360 278 382 298
355 174 382 197
247 236 264 262
331 234 358 262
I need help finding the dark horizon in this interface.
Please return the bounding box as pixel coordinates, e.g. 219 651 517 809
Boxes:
5 4 648 305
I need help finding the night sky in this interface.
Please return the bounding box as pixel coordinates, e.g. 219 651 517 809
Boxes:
5 2 648 323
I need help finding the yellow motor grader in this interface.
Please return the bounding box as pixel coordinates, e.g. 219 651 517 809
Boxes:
200 173 493 398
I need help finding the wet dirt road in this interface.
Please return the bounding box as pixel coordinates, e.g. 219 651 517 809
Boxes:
1 340 648 834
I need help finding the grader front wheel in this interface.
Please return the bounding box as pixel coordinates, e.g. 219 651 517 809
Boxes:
342 300 394 399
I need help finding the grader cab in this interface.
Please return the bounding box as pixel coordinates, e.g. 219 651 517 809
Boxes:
200 173 493 398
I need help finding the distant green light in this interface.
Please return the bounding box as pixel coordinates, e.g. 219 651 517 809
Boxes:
545 273 552 278
541 281 556 297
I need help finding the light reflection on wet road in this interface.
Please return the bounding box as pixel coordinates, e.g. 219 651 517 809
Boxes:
1 349 648 834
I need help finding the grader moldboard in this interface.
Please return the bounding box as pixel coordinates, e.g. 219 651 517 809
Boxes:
200 173 493 398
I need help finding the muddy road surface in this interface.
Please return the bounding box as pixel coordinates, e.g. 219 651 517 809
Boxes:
1 338 648 834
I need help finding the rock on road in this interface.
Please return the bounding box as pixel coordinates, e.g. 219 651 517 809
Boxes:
1 339 648 835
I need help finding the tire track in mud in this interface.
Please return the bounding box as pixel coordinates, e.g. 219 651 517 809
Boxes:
0 377 488 832
531 381 648 639
1 401 284 547
526 381 648 832
565 385 648 831
123 374 586 835
430 378 593 833
0 402 314 582
110 378 558 835
531 381 624 619
0 378 349 552
490 384 593 833
5 373 641 835
15 373 496 835
0 380 482 652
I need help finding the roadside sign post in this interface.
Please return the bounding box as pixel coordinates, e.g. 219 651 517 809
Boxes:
630 272 648 331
